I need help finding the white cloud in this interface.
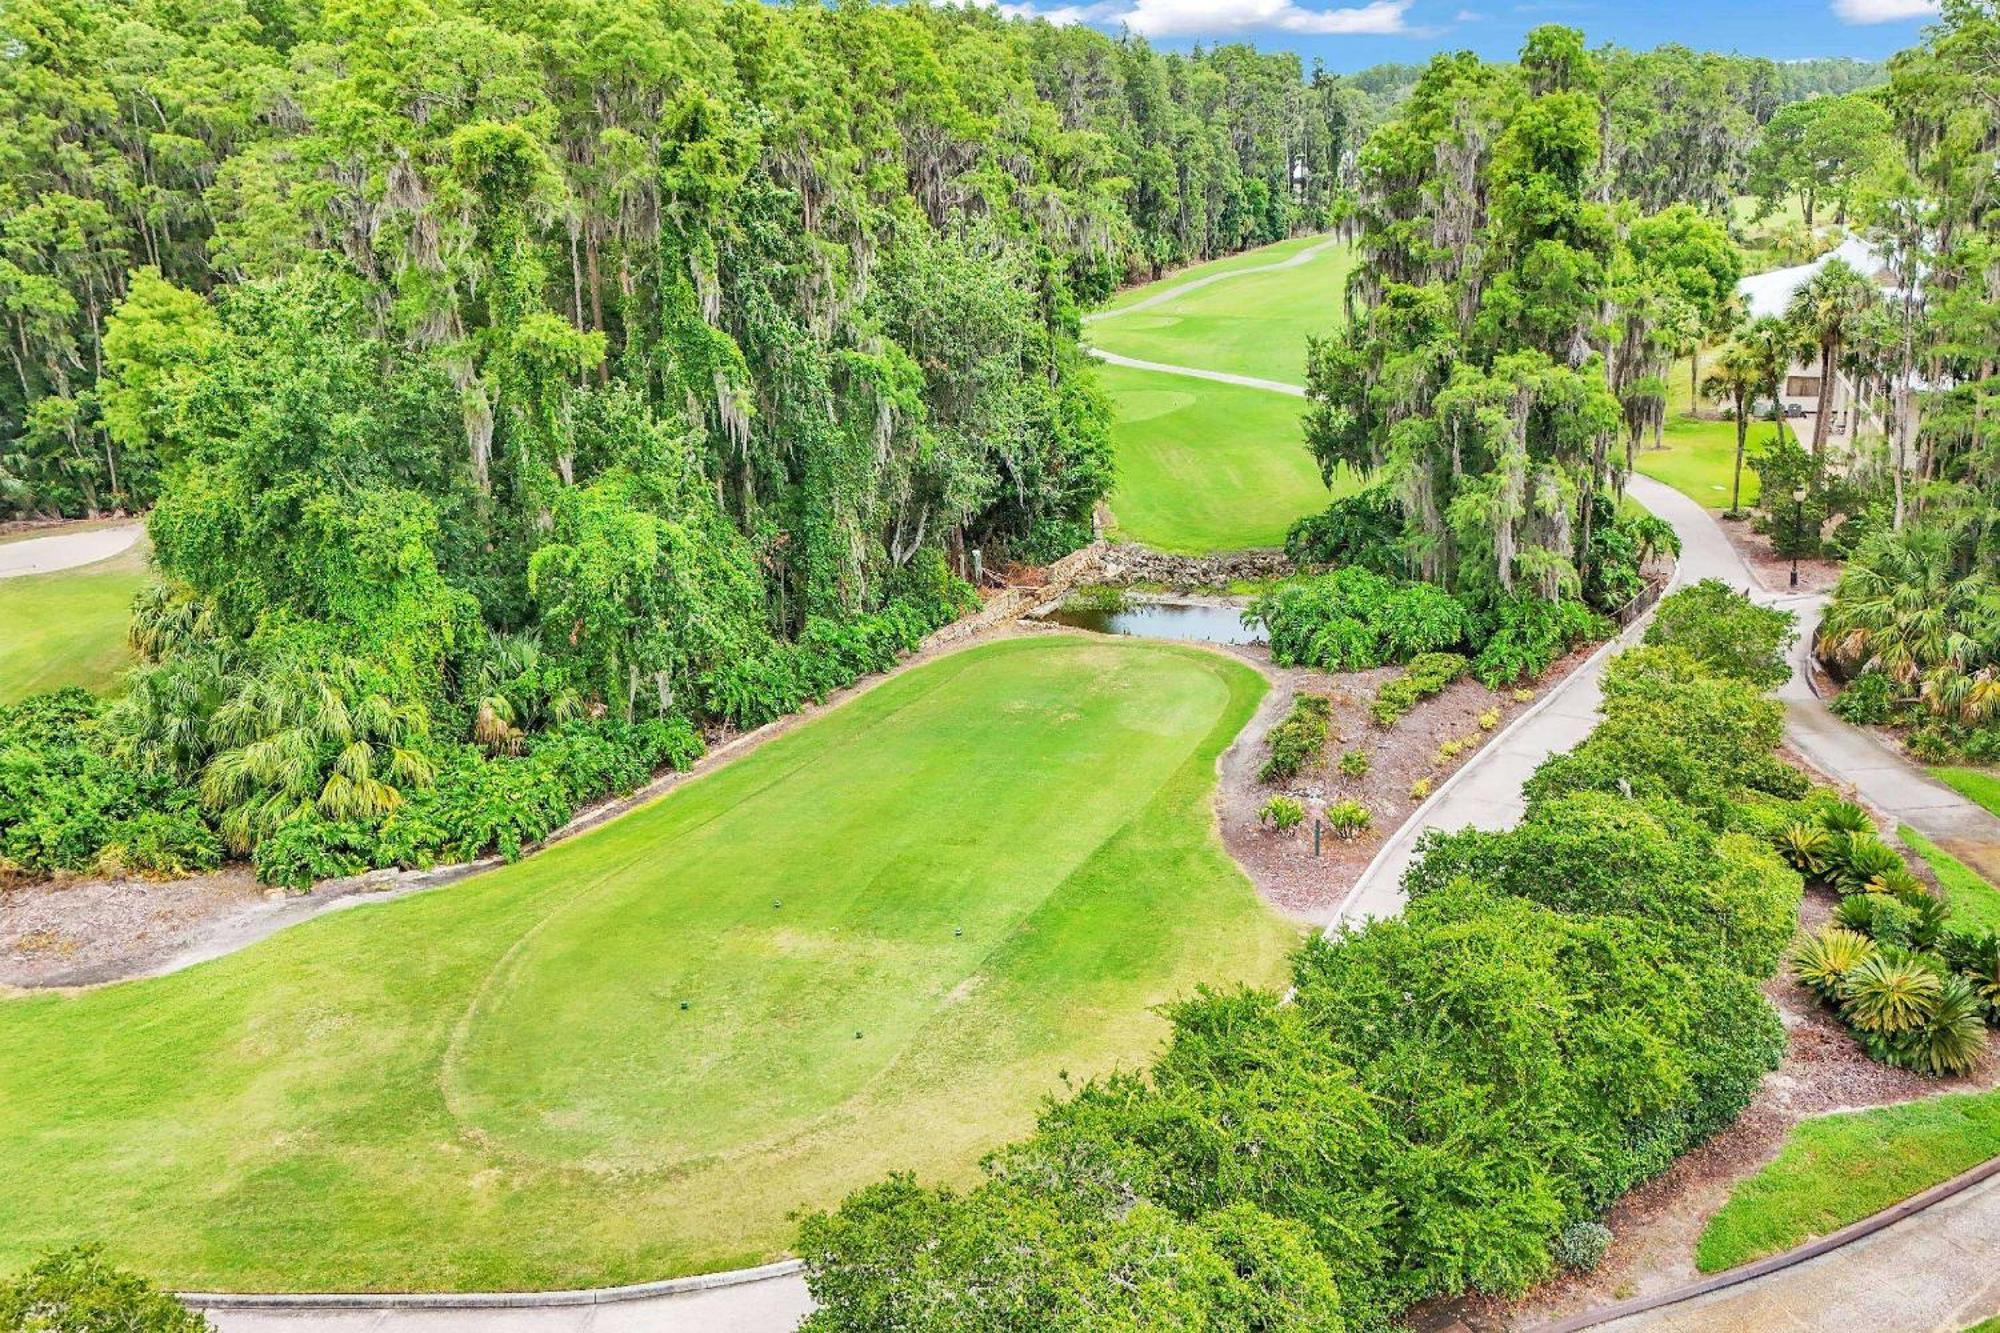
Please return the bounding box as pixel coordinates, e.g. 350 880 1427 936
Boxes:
1455 7 1487 17
991 0 1414 34
1830 0 1938 21
1118 0 1413 34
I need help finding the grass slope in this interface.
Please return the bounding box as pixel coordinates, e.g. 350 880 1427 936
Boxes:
1695 1091 2000 1273
1091 239 1356 383
0 545 149 704
0 635 1296 1291
1100 361 1354 552
1632 416 1783 511
1901 824 2000 931
1932 767 2000 821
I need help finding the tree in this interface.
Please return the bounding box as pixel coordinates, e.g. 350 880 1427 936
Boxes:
1785 258 1877 464
1702 337 1764 516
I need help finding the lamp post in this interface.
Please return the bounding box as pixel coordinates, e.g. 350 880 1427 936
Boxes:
1790 484 1807 590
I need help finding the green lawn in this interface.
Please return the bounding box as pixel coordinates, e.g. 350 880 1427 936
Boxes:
0 635 1297 1292
1090 238 1355 383
1100 361 1355 552
1901 825 2000 931
1933 767 2000 821
1098 233 1331 315
1633 415 1784 511
0 544 150 704
1695 1091 2000 1272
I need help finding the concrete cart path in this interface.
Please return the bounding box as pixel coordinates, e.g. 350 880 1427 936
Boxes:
0 521 143 578
1086 346 1308 397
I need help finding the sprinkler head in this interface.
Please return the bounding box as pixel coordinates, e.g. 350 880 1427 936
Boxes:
954 926 963 937
854 1031 863 1040
679 1001 689 1011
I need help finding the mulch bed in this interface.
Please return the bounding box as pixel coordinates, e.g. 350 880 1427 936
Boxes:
1208 642 1594 924
1 869 270 988
1710 509 1843 596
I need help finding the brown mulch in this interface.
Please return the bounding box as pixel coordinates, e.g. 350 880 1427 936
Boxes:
1206 641 1594 924
1711 509 1842 595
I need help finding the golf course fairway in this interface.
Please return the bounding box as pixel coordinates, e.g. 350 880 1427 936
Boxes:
0 635 1296 1291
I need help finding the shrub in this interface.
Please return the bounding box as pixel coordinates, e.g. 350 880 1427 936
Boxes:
1552 1221 1614 1273
1283 485 1406 575
1643 580 1797 689
1408 777 1432 800
1793 927 1878 1003
1477 707 1500 730
1324 800 1371 839
0 1245 209 1333
1258 796 1306 833
1337 749 1370 778
1829 835 1905 895
1371 652 1467 726
1886 975 1988 1076
1261 694 1332 784
1830 671 1898 726
1471 595 1604 688
1839 950 1943 1035
1249 569 1473 673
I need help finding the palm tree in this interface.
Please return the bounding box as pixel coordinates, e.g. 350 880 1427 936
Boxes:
1785 258 1877 464
1702 339 1762 516
1817 528 2000 723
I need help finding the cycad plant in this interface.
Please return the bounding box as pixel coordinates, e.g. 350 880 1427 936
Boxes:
1830 835 1906 894
1775 822 1833 876
1792 926 1878 1003
1839 949 1944 1035
1885 975 1987 1076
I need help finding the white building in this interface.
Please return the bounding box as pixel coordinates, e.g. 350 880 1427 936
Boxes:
1735 235 1903 453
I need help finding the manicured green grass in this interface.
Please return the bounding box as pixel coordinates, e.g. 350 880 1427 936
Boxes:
1098 233 1330 315
1695 1091 2000 1272
1933 767 2000 821
1091 239 1355 383
0 545 149 704
1633 416 1784 511
1901 825 2000 931
1100 361 1355 552
0 636 1297 1291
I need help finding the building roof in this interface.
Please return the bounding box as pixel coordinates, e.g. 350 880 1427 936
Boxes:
1737 235 1881 321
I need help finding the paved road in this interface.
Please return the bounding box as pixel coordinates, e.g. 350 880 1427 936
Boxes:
1590 1169 2000 1333
0 521 143 578
1083 236 1343 322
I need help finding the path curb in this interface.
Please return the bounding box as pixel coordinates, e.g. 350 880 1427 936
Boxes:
1526 1154 2000 1333
184 1260 807 1312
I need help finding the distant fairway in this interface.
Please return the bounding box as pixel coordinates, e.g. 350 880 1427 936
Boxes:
1100 361 1354 552
1091 237 1355 383
0 543 148 704
0 635 1296 1292
1089 235 1355 552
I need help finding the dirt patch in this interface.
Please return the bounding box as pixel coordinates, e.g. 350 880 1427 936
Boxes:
1206 642 1593 925
1409 884 1999 1333
2 869 269 987
1711 509 1842 595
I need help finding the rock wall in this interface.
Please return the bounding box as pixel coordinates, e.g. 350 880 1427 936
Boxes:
1093 543 1295 589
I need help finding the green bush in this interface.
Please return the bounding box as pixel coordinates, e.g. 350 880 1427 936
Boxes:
1249 569 1473 673
0 1245 209 1333
1258 796 1306 833
1643 580 1797 689
1552 1221 1614 1273
1370 652 1467 726
1260 694 1332 784
1336 749 1370 778
1829 671 1898 726
1323 800 1371 839
1471 595 1604 688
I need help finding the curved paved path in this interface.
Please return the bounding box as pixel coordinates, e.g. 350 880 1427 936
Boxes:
1082 236 1343 322
0 521 143 578
1087 347 1306 397
200 312 2000 1333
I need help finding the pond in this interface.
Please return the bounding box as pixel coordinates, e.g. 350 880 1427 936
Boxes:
1045 599 1265 647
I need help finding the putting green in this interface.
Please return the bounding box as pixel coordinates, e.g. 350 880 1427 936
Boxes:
0 635 1296 1291
0 545 149 704
1101 362 1355 552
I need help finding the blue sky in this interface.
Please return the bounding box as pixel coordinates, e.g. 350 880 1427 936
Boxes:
994 0 1941 70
